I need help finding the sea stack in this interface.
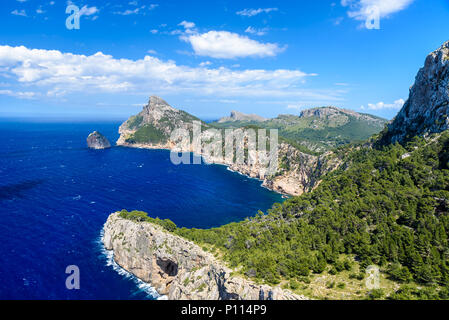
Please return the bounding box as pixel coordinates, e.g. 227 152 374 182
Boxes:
87 131 111 149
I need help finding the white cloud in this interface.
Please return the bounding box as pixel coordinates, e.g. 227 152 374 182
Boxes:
0 89 37 99
11 9 27 17
114 4 157 15
236 8 278 17
178 21 197 34
341 0 414 21
182 31 285 59
245 26 268 36
79 5 99 16
361 98 405 110
0 45 335 102
179 21 196 29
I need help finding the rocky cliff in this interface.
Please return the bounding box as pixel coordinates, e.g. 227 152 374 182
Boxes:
87 131 111 149
102 212 307 300
116 96 342 196
382 40 449 144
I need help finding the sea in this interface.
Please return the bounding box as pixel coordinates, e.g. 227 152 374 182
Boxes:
0 120 284 299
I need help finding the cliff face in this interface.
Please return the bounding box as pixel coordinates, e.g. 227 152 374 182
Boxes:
87 131 111 149
383 40 449 144
102 212 307 300
116 96 342 196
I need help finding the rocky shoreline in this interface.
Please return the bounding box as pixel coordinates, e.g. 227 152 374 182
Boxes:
116 139 340 196
114 96 345 196
102 212 308 300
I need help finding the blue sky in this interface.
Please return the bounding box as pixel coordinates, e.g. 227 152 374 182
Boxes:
0 0 448 121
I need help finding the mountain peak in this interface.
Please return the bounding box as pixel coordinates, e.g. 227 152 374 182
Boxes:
146 95 175 111
382 40 449 144
299 106 382 122
300 106 345 118
218 110 267 123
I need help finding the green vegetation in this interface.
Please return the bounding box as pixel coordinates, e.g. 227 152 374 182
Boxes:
211 111 386 154
125 124 168 144
119 127 449 299
119 210 177 232
127 115 144 130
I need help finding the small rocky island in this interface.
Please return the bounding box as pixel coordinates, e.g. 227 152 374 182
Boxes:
87 131 111 149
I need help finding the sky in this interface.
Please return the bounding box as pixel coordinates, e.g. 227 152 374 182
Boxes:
0 0 448 121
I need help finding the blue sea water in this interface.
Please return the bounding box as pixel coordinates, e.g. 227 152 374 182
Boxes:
0 120 283 299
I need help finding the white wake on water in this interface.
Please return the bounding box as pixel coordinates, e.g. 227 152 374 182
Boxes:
97 229 167 300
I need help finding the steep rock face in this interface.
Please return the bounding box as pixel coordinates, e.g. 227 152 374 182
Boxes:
116 96 341 196
383 40 449 144
117 96 202 147
218 111 267 123
87 131 111 149
102 212 307 300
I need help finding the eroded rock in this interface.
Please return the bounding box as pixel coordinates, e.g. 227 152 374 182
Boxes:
102 212 308 300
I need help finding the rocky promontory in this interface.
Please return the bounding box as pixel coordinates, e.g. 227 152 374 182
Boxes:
102 212 307 300
87 131 111 149
116 96 343 196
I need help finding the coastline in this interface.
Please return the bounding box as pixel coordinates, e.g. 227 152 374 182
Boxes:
116 142 296 197
98 228 167 300
102 212 308 300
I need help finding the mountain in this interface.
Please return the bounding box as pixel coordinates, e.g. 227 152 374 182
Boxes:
117 96 204 148
109 40 449 300
380 40 449 145
117 96 346 196
218 110 267 123
116 97 387 195
212 106 387 153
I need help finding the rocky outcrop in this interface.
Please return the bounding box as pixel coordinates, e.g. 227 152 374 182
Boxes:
117 96 342 196
300 106 381 121
383 40 449 144
218 110 267 123
102 212 308 300
87 131 111 149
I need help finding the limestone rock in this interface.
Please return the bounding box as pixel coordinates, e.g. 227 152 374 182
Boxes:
218 111 267 123
87 131 111 149
383 40 449 144
116 96 343 196
103 212 308 300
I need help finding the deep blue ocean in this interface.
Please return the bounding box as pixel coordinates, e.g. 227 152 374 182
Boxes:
0 120 283 299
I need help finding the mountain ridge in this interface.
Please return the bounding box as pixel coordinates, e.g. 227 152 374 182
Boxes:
115 98 384 196
107 39 449 300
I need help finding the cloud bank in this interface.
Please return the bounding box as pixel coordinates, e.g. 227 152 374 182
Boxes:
0 45 327 100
